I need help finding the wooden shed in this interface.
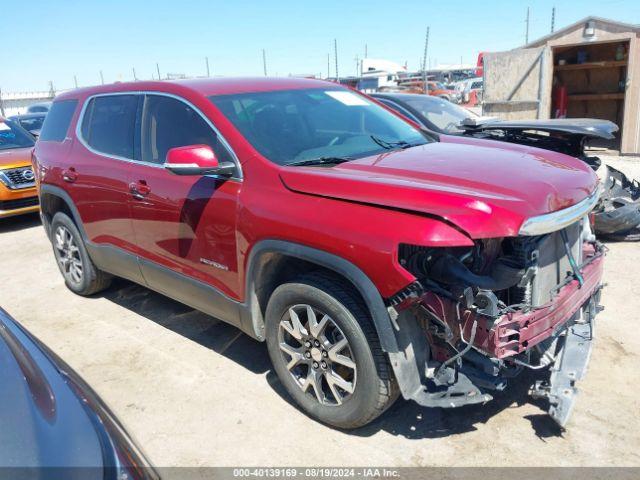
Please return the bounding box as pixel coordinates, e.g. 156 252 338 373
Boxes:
483 17 640 154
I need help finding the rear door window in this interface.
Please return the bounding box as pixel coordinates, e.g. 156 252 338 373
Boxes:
80 95 139 159
39 100 78 142
140 94 232 165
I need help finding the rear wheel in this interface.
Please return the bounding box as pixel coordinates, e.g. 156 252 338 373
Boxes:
265 272 398 429
51 212 112 295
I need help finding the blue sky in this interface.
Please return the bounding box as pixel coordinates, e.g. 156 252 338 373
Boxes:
2 0 638 92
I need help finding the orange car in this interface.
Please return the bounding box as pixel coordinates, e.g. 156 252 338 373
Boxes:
0 117 39 218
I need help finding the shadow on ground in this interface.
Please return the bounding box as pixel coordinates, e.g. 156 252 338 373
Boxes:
100 278 563 440
101 278 271 375
0 212 41 233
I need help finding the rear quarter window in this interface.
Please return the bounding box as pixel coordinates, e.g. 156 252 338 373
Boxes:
39 100 78 142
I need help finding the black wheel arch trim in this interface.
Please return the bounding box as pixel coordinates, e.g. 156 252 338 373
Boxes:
39 184 89 240
37 187 402 354
39 184 429 400
243 239 399 353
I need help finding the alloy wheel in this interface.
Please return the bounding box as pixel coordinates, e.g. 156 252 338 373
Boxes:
278 304 357 406
54 225 83 285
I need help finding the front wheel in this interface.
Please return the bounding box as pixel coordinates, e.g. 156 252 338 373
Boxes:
265 272 398 429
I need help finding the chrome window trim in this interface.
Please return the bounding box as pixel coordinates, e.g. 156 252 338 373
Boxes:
75 91 243 180
518 185 602 236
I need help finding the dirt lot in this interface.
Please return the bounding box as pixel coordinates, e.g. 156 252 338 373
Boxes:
1 156 640 467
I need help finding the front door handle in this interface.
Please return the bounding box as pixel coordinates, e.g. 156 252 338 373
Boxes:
62 167 77 183
129 180 151 200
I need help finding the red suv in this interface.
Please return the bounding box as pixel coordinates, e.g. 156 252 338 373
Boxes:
33 78 604 429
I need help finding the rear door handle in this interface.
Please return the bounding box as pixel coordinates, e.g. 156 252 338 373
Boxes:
62 168 77 183
129 180 151 200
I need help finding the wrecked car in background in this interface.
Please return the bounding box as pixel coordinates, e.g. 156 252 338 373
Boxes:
372 92 640 240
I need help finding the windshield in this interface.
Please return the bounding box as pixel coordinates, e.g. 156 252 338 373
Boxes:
17 116 45 132
404 96 476 134
0 120 35 150
209 88 429 165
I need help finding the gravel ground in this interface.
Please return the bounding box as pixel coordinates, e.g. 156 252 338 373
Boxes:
1 156 639 468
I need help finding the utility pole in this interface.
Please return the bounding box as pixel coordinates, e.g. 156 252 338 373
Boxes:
100 71 104 85
132 67 137 81
551 6 556 33
156 63 161 81
327 53 330 78
48 81 55 98
421 27 430 94
334 39 339 81
262 49 267 76
74 75 78 88
205 57 210 77
365 44 368 59
525 7 530 44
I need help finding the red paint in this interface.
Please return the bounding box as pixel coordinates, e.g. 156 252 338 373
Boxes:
35 78 600 302
166 144 218 168
476 52 485 78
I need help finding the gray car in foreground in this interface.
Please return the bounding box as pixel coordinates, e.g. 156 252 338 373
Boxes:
0 307 158 479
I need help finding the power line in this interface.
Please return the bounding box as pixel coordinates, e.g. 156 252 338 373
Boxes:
334 39 339 80
262 49 267 76
421 27 430 94
327 53 330 78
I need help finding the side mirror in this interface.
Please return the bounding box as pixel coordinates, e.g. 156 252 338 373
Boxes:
164 144 235 177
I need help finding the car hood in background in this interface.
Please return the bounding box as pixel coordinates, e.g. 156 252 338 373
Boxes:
0 308 157 477
460 117 619 140
280 140 599 239
0 147 33 169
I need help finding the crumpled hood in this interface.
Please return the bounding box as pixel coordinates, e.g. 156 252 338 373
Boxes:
279 139 599 239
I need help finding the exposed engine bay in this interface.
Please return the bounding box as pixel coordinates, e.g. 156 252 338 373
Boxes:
459 118 640 239
389 217 605 427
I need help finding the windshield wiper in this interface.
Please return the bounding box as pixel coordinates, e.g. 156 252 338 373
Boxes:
370 135 424 150
286 156 353 167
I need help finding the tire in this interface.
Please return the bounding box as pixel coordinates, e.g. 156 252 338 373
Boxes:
265 271 398 429
50 212 112 296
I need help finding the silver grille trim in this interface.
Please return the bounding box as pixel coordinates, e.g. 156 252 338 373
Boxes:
518 186 601 236
0 167 36 190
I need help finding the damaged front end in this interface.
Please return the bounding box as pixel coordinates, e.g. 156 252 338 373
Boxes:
387 215 605 428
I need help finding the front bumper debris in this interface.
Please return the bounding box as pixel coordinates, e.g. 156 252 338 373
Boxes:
387 243 604 428
530 298 597 427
